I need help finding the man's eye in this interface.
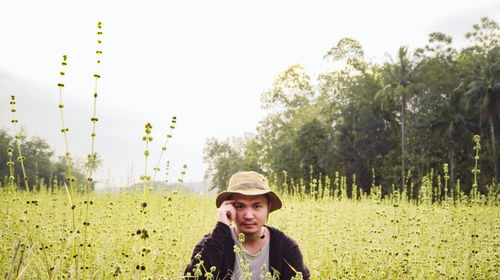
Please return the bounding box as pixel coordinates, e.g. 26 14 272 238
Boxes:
255 205 262 208
235 205 243 209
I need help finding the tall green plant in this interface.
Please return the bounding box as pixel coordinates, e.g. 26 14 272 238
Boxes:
9 96 29 191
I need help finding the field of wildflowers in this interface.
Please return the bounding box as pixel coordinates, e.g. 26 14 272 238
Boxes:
1 186 498 279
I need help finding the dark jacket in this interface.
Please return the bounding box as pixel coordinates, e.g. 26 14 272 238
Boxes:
185 222 310 280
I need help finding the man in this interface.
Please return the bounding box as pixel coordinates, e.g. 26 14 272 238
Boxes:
185 171 310 280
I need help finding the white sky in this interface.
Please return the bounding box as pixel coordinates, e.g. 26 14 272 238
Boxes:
0 0 499 188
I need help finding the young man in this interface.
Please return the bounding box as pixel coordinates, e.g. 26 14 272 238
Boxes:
185 171 310 280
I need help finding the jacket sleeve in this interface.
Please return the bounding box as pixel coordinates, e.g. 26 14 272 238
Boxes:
281 237 310 280
184 222 232 278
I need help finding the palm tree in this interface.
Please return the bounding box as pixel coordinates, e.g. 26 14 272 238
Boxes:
375 46 422 191
466 46 500 184
432 91 474 188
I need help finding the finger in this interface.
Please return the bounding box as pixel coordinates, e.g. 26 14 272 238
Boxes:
222 200 235 205
226 209 234 220
228 209 236 222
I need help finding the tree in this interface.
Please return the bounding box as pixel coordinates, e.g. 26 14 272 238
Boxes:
261 64 315 112
410 32 473 191
0 130 13 185
82 152 102 174
203 137 262 192
464 17 500 184
257 64 322 185
375 46 423 190
0 129 88 191
19 135 54 189
201 20 499 198
52 156 87 191
293 119 330 186
0 131 54 190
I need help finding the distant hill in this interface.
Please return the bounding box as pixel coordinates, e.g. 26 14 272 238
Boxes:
176 181 213 193
120 180 215 194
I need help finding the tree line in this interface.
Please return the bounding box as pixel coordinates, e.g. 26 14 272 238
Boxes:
0 129 99 191
203 17 500 198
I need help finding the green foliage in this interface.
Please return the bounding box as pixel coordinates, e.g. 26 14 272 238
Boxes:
261 64 315 110
0 129 87 191
204 17 500 197
203 137 263 192
463 18 500 184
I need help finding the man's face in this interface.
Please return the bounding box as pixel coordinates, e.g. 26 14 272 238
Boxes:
232 193 269 235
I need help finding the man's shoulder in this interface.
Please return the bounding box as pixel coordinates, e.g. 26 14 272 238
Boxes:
193 232 212 247
200 232 213 240
196 222 233 245
266 225 284 237
266 225 308 279
266 225 299 245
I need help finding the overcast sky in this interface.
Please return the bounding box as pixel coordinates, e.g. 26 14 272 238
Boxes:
0 0 499 188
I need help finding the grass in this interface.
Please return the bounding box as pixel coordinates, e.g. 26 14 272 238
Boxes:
1 188 498 279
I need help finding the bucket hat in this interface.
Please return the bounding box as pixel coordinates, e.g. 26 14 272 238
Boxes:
215 171 282 212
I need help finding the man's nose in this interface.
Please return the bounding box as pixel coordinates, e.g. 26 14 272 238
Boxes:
242 209 254 219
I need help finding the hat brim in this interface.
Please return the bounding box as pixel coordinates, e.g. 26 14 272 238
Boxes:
216 189 282 212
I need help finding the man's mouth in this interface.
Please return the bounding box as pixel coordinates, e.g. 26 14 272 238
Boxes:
242 222 256 227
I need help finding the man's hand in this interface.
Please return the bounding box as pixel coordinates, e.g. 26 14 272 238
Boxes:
217 200 236 226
